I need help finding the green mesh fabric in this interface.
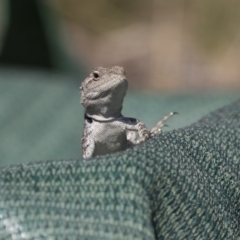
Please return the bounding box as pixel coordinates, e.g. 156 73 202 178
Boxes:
0 99 239 239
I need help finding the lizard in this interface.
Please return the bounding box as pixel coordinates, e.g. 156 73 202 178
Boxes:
80 66 177 159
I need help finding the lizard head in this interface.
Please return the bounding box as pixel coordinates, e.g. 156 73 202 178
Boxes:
80 66 128 121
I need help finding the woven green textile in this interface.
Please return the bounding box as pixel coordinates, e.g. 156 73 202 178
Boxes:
0 99 239 239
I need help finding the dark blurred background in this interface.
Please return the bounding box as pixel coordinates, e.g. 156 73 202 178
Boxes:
0 0 239 165
2 0 240 90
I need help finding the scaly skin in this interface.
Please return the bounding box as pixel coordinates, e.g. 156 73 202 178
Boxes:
80 66 176 159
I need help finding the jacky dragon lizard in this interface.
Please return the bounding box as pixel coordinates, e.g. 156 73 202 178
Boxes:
80 66 176 159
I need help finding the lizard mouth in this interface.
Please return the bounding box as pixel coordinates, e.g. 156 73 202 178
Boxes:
86 77 128 100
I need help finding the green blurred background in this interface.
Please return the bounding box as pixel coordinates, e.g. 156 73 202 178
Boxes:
0 0 239 166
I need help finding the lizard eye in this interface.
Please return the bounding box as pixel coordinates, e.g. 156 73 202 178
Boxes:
93 71 100 80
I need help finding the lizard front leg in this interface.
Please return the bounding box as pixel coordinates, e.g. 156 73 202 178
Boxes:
135 121 151 144
124 112 177 146
82 137 95 159
122 117 150 145
150 112 177 136
82 117 95 159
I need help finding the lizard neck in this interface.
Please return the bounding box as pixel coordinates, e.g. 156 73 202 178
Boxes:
85 106 122 121
85 114 121 122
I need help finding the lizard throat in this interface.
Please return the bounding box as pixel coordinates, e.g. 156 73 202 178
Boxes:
84 114 121 122
85 111 122 122
84 99 124 121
